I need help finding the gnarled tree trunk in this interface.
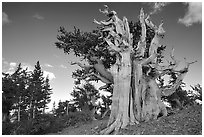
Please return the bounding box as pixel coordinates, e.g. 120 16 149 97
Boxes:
70 6 196 135
101 50 136 134
96 6 194 135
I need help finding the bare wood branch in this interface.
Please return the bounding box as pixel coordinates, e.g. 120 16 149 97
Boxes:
184 58 197 69
145 15 157 30
99 83 112 90
99 5 109 15
161 59 197 96
112 13 124 36
70 61 93 69
136 41 146 57
148 22 165 61
89 56 114 83
95 5 133 55
141 51 157 65
169 47 180 69
93 73 112 84
140 8 146 43
123 16 131 44
105 38 121 52
135 8 147 57
161 74 185 96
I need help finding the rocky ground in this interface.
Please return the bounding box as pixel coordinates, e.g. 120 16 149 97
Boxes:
49 105 202 135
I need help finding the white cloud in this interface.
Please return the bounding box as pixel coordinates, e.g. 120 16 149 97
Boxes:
7 62 17 74
44 63 54 68
60 64 67 69
33 13 44 20
10 62 17 67
149 2 170 15
43 71 56 80
2 12 11 25
178 2 202 27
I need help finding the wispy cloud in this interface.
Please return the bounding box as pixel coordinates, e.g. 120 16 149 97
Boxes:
10 62 17 68
147 2 170 15
59 64 67 69
33 13 44 20
2 12 11 25
44 63 54 68
178 2 202 27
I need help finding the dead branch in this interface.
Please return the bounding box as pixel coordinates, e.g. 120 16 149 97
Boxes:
94 5 132 55
141 51 158 65
148 22 165 60
145 15 157 30
99 5 109 15
140 8 146 43
105 38 121 52
71 61 93 70
161 59 197 96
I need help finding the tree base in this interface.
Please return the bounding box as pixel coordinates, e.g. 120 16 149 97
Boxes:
100 113 139 135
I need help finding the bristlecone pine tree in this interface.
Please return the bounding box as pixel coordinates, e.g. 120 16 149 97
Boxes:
55 6 197 134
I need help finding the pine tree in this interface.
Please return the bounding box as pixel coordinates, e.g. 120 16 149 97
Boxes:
41 76 52 114
2 72 15 122
27 61 45 119
70 82 99 120
2 61 53 122
55 100 66 117
188 84 202 104
71 83 99 111
2 63 29 122
13 64 28 121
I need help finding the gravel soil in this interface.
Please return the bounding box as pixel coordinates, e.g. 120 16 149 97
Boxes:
49 105 202 135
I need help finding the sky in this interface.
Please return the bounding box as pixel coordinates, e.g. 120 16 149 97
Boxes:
2 2 202 111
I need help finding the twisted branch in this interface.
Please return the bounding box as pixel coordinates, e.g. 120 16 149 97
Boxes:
161 59 197 96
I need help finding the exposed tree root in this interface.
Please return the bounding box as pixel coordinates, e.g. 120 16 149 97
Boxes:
100 114 124 135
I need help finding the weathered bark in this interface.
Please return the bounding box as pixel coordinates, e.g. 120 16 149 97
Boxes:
139 78 167 122
101 51 136 134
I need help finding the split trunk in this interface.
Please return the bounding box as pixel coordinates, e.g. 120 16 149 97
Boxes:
101 50 167 134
